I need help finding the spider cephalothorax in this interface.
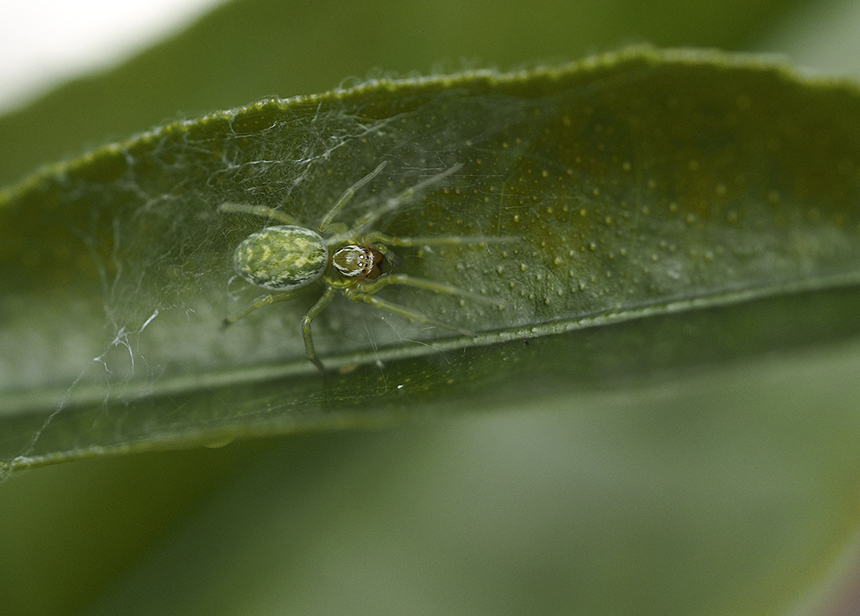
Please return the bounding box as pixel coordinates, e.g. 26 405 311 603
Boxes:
331 244 385 280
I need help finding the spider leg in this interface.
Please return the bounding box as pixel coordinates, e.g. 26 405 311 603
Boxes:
346 163 464 238
301 287 336 371
224 287 334 371
359 273 506 306
363 232 520 247
218 202 301 225
319 161 388 232
222 289 309 326
345 290 476 338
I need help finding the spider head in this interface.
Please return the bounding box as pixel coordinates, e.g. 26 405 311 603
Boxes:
332 244 384 281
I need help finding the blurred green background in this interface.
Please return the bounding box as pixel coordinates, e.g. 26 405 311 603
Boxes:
4 0 860 614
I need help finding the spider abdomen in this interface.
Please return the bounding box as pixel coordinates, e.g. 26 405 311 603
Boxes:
232 225 329 291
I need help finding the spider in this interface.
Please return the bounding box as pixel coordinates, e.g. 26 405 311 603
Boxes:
219 161 517 371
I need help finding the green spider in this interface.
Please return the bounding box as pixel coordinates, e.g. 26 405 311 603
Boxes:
219 161 517 370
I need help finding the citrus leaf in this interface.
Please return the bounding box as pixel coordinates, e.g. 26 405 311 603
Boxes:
3 46 860 471
0 0 813 189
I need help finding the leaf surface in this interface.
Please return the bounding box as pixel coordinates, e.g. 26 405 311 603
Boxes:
3 47 860 470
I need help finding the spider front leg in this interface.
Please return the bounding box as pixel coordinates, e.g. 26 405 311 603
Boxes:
346 163 464 237
344 287 476 338
359 272 506 307
342 270 509 341
318 161 388 232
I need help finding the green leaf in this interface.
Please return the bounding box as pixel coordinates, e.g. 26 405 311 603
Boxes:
3 46 860 473
0 0 811 189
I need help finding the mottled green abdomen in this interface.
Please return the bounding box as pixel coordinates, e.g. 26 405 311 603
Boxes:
232 225 329 291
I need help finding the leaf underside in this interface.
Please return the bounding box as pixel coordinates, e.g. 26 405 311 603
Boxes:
3 46 860 470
